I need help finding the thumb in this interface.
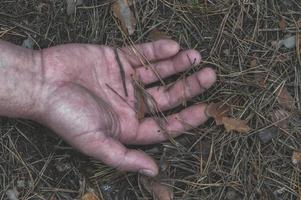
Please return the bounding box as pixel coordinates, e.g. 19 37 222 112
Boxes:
77 131 159 176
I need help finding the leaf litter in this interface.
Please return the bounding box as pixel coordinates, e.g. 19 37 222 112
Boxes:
276 85 296 110
112 0 137 35
148 29 171 41
292 151 301 165
206 102 251 133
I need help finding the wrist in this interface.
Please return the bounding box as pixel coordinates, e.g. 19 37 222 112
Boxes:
0 40 43 119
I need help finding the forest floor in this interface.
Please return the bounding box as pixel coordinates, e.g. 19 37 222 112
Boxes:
0 0 301 199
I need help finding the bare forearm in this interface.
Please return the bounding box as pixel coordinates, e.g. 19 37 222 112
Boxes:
0 40 42 118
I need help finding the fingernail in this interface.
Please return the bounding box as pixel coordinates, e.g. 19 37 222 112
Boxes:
139 169 155 177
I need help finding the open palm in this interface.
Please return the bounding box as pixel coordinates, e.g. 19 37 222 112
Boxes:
37 40 216 176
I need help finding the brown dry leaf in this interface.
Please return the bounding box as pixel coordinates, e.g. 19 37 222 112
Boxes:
271 109 289 129
222 117 251 133
81 192 99 200
292 151 301 165
112 0 136 35
206 102 230 125
279 17 287 31
141 176 173 200
148 29 171 41
276 86 296 110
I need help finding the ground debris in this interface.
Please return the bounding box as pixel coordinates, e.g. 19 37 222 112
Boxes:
292 151 301 165
279 17 287 31
222 117 251 133
225 189 242 200
279 36 296 49
276 86 296 110
206 102 230 125
271 109 289 129
140 176 173 200
148 29 171 41
258 126 279 144
112 0 136 35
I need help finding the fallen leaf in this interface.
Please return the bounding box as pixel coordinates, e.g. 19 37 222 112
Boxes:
66 0 83 15
206 102 230 125
141 176 173 200
271 109 289 129
148 29 171 41
81 191 99 200
279 17 287 31
222 117 251 133
292 151 301 165
276 86 296 110
258 126 279 144
112 0 136 35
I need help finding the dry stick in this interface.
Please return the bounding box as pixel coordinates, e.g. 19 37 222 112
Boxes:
114 48 128 97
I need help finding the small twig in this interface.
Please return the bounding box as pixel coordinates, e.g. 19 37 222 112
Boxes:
114 48 128 97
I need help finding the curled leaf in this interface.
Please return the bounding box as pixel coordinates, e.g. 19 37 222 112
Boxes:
141 176 173 200
276 86 296 110
206 102 230 125
222 117 251 133
112 0 136 35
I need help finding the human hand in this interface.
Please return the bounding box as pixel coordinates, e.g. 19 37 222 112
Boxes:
0 40 216 176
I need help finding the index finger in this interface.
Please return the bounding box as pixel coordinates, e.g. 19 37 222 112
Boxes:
120 40 180 67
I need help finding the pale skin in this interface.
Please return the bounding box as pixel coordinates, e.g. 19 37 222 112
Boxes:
0 39 216 176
